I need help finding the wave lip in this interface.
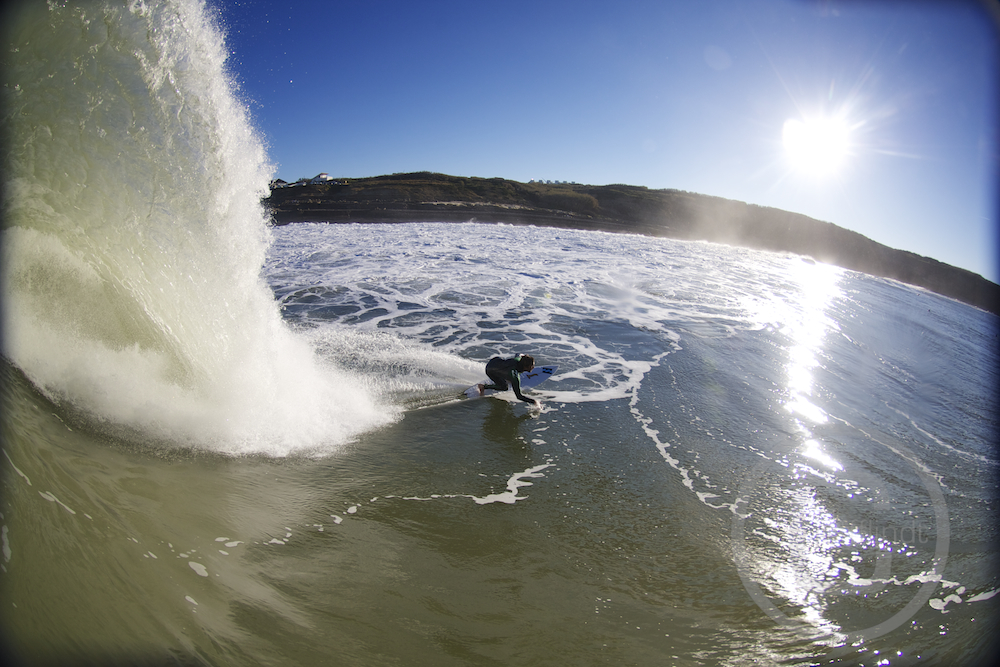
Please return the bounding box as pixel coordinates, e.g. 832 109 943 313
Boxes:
2 0 395 455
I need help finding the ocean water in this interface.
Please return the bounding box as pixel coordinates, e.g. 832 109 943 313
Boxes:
1 1 998 666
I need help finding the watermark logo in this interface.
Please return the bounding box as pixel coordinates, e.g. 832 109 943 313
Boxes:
730 440 950 645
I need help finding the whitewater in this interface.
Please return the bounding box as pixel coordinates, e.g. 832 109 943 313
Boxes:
1 1 997 665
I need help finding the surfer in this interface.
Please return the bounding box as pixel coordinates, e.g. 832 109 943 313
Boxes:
479 354 538 405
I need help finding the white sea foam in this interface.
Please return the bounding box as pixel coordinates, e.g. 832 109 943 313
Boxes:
472 463 554 505
266 222 712 411
39 492 76 515
1 0 395 455
2 449 31 486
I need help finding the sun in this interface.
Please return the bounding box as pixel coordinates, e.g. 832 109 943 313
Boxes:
782 116 850 177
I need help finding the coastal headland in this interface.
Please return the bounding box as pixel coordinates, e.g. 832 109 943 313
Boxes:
264 172 999 315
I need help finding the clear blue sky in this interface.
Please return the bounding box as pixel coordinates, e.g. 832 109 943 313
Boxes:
216 0 999 283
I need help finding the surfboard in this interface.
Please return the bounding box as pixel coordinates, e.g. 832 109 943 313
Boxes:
463 365 558 399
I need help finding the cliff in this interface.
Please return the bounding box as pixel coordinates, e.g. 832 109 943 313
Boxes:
263 172 1000 315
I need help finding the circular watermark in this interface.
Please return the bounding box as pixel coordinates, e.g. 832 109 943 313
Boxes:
731 440 950 645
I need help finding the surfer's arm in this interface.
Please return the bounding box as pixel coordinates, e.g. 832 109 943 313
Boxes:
510 373 537 404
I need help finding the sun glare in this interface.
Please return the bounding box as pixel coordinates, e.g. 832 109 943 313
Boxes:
782 116 850 177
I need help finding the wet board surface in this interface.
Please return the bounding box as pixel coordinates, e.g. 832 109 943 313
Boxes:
463 365 558 399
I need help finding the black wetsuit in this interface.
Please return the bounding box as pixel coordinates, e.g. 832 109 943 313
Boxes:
484 356 535 403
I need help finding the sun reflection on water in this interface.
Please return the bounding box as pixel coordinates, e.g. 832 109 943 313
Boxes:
733 256 950 648
803 439 843 472
736 258 859 637
741 257 843 464
781 259 840 437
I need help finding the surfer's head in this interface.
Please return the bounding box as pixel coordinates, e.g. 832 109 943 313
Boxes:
515 354 535 372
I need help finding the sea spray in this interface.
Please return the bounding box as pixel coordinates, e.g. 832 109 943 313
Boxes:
1 0 395 454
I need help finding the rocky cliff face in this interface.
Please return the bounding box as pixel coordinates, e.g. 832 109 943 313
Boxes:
264 172 1000 315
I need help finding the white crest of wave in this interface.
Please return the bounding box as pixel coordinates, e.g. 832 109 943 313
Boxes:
1 0 394 455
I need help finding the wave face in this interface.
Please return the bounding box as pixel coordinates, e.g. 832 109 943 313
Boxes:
1 0 394 454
